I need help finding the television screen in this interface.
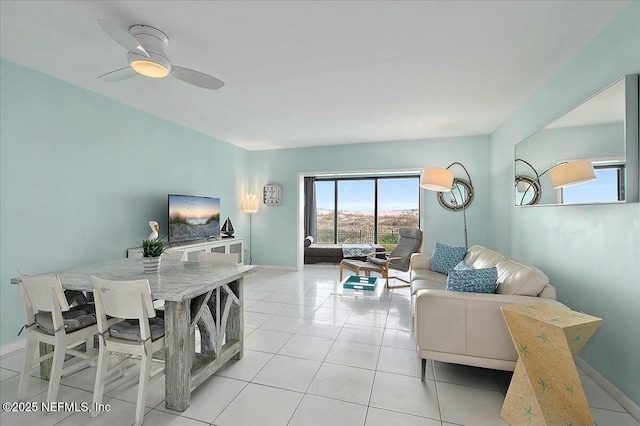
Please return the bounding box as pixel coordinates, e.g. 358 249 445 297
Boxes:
168 194 221 243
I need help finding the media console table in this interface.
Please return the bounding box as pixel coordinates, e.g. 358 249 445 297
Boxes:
128 238 244 263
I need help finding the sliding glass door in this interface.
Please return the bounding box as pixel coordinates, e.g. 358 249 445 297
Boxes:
337 180 375 243
316 180 335 243
314 175 420 249
377 177 420 250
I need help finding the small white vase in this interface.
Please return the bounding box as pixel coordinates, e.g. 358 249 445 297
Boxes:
143 256 161 273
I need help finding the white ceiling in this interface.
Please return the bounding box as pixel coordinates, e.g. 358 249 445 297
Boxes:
0 1 628 151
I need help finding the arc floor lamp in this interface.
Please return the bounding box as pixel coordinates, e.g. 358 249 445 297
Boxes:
421 162 474 248
241 193 259 264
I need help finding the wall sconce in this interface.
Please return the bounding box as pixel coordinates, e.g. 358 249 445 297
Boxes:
421 162 474 248
241 193 259 264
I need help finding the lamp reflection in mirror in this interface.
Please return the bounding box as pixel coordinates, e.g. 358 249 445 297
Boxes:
421 162 473 248
549 159 596 189
515 158 597 205
241 193 259 264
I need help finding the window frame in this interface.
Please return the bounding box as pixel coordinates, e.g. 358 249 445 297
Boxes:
315 174 421 244
559 162 626 204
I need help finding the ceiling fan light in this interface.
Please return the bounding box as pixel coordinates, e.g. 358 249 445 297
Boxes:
130 59 169 78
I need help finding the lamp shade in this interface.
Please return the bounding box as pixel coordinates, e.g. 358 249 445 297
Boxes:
241 193 259 213
420 168 454 192
549 159 596 189
516 181 534 193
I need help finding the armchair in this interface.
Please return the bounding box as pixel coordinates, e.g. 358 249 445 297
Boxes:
339 228 423 288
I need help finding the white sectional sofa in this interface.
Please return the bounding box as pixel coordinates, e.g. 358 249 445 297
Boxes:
410 245 566 377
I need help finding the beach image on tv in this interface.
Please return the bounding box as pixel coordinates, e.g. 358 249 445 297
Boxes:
168 195 220 243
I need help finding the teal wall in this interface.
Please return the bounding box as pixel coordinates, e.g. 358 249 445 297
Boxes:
489 2 640 404
0 59 250 346
249 136 492 268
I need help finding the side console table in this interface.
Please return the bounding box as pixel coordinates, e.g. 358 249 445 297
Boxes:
500 302 602 426
128 238 244 264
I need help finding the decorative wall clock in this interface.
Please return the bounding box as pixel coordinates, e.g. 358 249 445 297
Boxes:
263 184 283 206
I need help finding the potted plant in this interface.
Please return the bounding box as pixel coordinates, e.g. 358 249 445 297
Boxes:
141 239 166 273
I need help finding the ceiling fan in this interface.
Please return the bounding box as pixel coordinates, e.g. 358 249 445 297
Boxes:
97 19 224 90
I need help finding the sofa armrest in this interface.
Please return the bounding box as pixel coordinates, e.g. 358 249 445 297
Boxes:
414 289 566 362
538 284 557 300
411 253 432 271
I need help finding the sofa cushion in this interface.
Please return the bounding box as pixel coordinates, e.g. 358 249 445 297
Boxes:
411 274 447 294
446 267 498 294
465 245 506 269
453 260 473 271
411 267 440 282
495 259 549 296
431 243 467 274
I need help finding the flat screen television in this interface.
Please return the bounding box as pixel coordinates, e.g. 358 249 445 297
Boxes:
168 194 221 244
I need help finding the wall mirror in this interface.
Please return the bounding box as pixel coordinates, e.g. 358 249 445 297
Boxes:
514 74 638 206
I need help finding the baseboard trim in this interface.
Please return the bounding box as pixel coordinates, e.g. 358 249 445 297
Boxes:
254 265 298 271
0 339 25 357
576 357 640 421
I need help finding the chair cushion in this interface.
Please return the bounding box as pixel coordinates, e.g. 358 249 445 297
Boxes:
35 303 97 335
366 256 386 267
446 267 498 294
431 243 467 274
388 228 423 271
109 316 165 341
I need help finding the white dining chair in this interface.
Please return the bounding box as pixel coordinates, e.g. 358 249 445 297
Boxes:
91 276 165 426
151 250 186 310
17 273 99 403
198 251 239 264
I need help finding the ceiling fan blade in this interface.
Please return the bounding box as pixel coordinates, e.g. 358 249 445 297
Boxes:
171 66 225 90
97 18 149 58
97 67 138 82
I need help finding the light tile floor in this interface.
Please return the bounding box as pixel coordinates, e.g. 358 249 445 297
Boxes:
1 265 638 426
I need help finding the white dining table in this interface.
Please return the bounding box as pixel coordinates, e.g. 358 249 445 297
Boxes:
12 257 256 411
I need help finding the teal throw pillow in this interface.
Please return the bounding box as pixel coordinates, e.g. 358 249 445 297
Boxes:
431 243 467 274
446 267 498 294
453 260 472 271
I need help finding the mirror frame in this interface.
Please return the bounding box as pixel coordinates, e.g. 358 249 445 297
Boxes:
515 175 542 206
514 74 639 206
437 178 474 211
